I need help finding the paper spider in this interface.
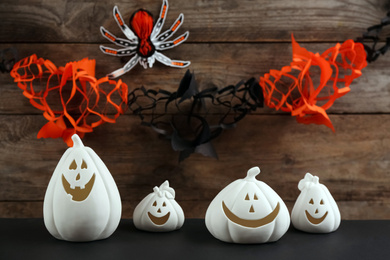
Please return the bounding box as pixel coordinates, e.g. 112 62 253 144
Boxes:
100 0 190 78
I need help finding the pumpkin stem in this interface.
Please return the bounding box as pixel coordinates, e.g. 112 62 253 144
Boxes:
245 166 261 181
71 134 84 148
298 173 320 190
304 173 319 184
158 180 175 199
153 186 161 196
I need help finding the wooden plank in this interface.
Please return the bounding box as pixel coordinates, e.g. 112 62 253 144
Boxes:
0 0 387 43
0 114 389 218
1 43 389 114
1 200 389 220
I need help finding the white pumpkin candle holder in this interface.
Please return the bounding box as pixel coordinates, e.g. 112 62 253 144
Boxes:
205 166 290 244
133 180 185 232
43 134 122 242
291 173 341 233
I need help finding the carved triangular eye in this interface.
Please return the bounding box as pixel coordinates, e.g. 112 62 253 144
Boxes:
162 202 166 207
320 199 324 205
309 198 314 204
81 160 87 169
69 160 77 170
245 194 250 200
153 201 157 207
254 194 258 200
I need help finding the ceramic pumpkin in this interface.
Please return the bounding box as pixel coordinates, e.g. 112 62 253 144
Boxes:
291 173 341 233
205 167 290 244
133 180 184 232
43 134 122 242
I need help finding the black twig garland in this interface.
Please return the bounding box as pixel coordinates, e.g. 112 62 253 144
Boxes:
356 11 390 62
128 70 263 161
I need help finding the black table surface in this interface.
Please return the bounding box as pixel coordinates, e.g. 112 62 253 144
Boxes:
0 219 389 260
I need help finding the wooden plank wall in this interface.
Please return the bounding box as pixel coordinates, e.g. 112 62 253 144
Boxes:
0 0 389 219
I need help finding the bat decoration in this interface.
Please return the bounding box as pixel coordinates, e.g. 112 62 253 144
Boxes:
128 70 263 161
356 11 390 62
100 0 190 78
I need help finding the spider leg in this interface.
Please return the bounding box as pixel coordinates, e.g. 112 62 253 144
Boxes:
108 54 140 78
148 56 156 68
100 26 138 47
100 45 137 56
155 31 189 51
139 56 156 69
153 13 184 42
151 0 169 39
113 6 137 42
154 51 190 68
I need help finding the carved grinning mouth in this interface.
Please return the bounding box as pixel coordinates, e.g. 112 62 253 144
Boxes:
305 210 328 225
148 212 171 225
62 174 95 202
222 201 280 228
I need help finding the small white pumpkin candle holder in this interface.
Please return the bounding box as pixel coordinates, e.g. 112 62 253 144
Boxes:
291 173 341 233
43 134 122 242
205 166 290 244
133 180 185 232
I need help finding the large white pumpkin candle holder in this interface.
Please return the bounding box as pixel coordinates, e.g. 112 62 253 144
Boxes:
133 180 185 232
291 173 341 233
205 166 290 244
43 134 122 242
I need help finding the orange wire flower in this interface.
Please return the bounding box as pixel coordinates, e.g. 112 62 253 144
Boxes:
10 54 128 146
260 35 367 131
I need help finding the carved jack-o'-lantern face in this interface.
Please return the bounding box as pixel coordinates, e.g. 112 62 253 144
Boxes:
133 180 185 232
291 173 341 233
205 167 291 244
305 197 328 225
148 198 170 225
62 156 96 202
222 191 281 228
43 134 122 242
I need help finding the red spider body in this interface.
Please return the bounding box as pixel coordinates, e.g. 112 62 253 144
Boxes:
130 10 155 57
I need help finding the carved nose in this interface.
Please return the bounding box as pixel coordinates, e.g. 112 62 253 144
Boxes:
76 173 81 181
157 208 161 213
315 208 319 214
249 205 255 213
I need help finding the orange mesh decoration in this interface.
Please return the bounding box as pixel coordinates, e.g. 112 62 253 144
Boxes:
10 54 128 146
260 35 367 131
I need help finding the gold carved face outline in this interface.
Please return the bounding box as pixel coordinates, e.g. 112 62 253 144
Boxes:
305 198 328 225
62 159 95 202
222 192 280 228
147 200 170 225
